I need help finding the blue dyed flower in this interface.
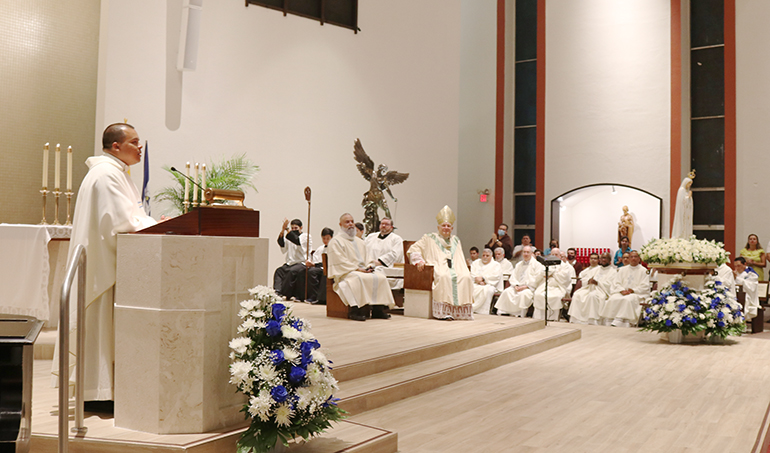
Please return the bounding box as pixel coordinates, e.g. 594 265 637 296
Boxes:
677 304 686 312
689 317 697 324
272 303 286 321
646 308 652 314
266 320 282 337
675 290 684 297
717 311 725 319
714 296 721 303
715 281 722 286
271 385 289 403
717 321 725 327
665 320 673 327
300 341 316 355
292 319 303 331
644 316 650 321
271 349 284 365
288 365 306 385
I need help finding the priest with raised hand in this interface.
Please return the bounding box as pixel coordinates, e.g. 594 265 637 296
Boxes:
599 250 651 327
470 248 503 314
407 206 474 320
568 252 616 325
364 217 404 289
53 123 157 410
532 249 574 321
734 257 759 321
495 245 543 316
327 213 395 321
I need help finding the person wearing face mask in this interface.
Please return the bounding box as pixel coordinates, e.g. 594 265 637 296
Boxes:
327 213 395 321
470 248 503 314
568 252 616 325
486 223 513 260
273 218 315 300
407 206 474 320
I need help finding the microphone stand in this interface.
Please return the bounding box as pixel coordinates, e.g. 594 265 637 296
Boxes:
171 166 205 208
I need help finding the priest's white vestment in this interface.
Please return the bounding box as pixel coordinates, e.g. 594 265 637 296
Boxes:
53 154 156 401
470 259 503 314
533 261 573 320
600 264 651 326
736 267 759 320
495 258 544 316
365 231 404 289
408 233 474 320
328 234 395 308
497 258 514 279
568 265 616 324
716 263 737 300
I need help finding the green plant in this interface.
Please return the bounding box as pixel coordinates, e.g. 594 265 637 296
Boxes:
155 154 259 214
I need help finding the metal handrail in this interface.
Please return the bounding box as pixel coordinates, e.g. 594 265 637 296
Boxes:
58 244 88 453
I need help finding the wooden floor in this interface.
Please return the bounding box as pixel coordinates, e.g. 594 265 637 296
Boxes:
352 323 770 453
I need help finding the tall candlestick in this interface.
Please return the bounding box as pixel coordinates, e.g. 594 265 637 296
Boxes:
66 146 73 191
192 163 199 205
42 143 49 188
54 144 61 189
183 162 190 213
201 164 207 205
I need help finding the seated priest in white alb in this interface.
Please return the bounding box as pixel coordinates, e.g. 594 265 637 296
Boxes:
364 217 404 289
327 213 395 321
471 248 503 314
495 245 544 317
53 123 157 409
716 262 737 300
532 249 574 321
568 252 616 325
734 257 760 321
494 247 514 280
408 205 475 320
599 251 651 327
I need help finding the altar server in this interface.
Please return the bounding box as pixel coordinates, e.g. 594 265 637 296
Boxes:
328 213 394 321
532 249 574 321
715 262 736 300
274 218 316 300
408 206 474 320
470 248 503 314
364 217 404 289
734 257 760 321
600 251 651 327
495 245 543 317
53 123 157 404
568 252 616 325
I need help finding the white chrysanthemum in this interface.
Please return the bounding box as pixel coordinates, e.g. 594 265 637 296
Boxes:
296 386 314 410
257 364 279 382
229 337 251 354
238 318 258 333
300 329 315 340
248 391 273 421
274 403 293 427
281 325 302 339
282 348 300 364
230 360 253 386
312 349 330 367
665 302 675 311
238 308 250 319
240 299 257 311
252 309 266 319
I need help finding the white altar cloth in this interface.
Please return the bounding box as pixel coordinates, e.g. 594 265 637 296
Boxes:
0 224 53 321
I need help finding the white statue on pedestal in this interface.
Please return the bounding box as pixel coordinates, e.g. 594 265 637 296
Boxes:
671 170 695 239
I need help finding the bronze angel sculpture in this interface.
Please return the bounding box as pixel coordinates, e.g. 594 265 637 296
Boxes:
353 138 409 234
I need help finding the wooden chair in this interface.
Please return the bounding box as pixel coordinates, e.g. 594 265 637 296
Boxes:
403 240 434 318
321 254 372 319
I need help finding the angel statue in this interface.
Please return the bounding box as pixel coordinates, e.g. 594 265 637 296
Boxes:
353 138 409 234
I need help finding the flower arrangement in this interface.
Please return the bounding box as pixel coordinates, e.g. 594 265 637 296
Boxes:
639 236 730 266
229 286 345 453
639 277 745 339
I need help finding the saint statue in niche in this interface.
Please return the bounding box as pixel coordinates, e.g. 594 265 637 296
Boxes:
671 170 695 239
618 205 635 245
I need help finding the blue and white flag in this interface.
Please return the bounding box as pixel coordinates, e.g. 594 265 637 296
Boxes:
142 140 151 216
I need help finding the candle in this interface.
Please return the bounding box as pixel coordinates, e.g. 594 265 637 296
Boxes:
193 163 199 204
201 164 207 204
66 146 73 191
54 144 61 189
184 162 190 206
42 143 49 188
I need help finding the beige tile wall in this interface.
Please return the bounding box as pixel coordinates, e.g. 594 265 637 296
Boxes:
0 0 100 224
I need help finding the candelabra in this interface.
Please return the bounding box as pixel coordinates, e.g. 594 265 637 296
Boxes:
40 188 49 225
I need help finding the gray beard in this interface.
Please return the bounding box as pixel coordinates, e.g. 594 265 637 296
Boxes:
342 227 356 240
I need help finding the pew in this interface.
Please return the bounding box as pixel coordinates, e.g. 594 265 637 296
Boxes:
403 240 435 318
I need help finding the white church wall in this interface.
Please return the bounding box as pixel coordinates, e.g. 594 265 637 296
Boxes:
97 0 462 282
736 0 770 254
457 0 497 252
544 0 671 250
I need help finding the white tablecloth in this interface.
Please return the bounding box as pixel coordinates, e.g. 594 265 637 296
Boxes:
0 224 69 322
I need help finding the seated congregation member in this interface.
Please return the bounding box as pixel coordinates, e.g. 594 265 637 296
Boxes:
614 236 632 267
309 227 334 304
355 222 365 239
408 206 474 320
487 223 513 259
470 248 503 314
511 234 532 266
716 262 736 300
328 213 394 321
568 252 616 325
274 218 315 300
734 257 759 321
496 245 544 316
495 247 514 277
466 246 480 268
739 233 766 281
533 249 574 321
566 247 583 276
600 251 650 327
364 217 404 289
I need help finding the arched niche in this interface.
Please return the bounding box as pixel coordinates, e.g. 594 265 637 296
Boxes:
551 184 662 252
